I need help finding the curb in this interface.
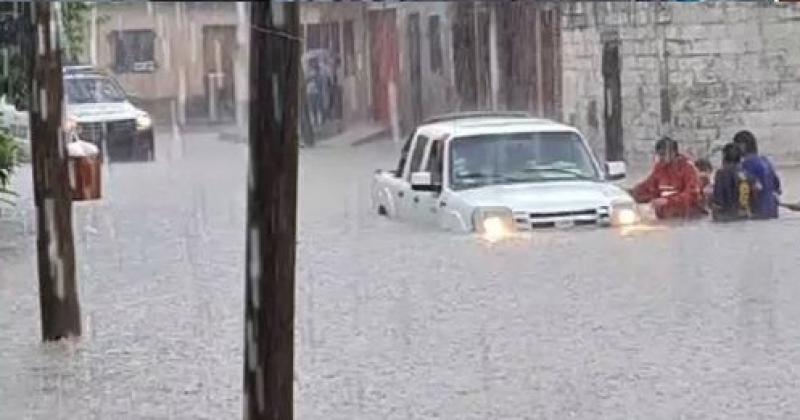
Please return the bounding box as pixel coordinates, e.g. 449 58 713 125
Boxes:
216 127 389 147
218 130 245 144
350 129 389 147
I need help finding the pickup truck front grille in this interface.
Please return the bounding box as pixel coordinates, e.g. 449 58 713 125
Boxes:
514 207 609 230
77 121 104 144
76 119 137 161
528 209 597 218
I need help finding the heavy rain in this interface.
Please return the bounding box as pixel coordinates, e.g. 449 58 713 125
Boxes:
2 1 800 419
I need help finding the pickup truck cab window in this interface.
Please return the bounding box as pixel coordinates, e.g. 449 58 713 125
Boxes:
423 138 444 186
65 77 128 104
394 133 414 177
449 131 600 191
406 134 430 180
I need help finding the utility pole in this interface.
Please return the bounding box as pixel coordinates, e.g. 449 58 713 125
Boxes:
28 2 81 340
244 2 300 419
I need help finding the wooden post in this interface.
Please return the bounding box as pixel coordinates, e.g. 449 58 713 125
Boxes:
28 2 81 340
244 2 300 419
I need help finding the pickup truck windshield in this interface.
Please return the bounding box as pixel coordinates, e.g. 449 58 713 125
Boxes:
65 77 128 104
449 131 599 190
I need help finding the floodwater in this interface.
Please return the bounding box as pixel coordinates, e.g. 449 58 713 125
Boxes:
2 128 800 419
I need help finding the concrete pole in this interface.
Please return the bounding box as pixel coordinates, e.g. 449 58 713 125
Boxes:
388 80 400 144
535 9 544 117
89 5 97 66
472 4 482 109
234 2 249 137
489 6 500 111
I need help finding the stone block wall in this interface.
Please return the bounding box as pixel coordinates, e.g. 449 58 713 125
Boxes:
561 2 800 165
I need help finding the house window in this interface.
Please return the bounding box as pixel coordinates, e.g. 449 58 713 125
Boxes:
110 29 156 74
428 15 443 74
343 20 355 76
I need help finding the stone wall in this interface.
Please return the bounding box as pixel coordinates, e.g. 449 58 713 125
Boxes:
561 2 800 165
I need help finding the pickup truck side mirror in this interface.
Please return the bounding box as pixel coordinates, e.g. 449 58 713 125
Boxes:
410 171 441 192
605 161 626 181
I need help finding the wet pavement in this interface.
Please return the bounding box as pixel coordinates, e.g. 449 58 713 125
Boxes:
2 126 800 419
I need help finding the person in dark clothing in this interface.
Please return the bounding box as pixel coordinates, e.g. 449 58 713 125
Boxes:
711 143 751 222
733 130 781 219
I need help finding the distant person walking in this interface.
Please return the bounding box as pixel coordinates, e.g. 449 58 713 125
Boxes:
733 130 781 219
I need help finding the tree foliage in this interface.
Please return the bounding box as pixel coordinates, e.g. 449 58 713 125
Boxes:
0 3 33 110
0 2 101 108
62 2 91 64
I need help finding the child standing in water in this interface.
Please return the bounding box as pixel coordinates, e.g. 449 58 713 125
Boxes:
694 158 713 214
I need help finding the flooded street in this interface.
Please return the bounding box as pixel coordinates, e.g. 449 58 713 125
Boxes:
2 128 800 419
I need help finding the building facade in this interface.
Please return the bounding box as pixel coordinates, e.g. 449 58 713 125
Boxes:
94 2 245 125
299 2 371 129
365 2 455 134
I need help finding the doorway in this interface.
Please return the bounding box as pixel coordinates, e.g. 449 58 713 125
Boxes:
602 39 623 161
368 10 399 125
202 25 237 123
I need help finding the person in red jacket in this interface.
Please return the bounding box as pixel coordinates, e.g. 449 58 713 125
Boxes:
630 137 704 219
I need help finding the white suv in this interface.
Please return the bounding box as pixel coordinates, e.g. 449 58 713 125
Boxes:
371 112 638 237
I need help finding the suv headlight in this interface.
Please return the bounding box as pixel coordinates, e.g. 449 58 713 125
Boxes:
611 201 639 226
472 206 515 240
136 114 152 131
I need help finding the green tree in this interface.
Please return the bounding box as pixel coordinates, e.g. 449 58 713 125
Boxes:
61 2 91 64
0 3 33 110
0 2 100 108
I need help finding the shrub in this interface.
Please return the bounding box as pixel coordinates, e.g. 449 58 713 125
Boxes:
0 129 19 206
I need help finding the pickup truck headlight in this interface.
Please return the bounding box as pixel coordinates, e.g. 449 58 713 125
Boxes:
136 114 152 131
611 202 639 226
472 206 515 240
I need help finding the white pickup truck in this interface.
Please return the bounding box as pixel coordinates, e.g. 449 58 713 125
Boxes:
1 66 155 163
371 112 639 237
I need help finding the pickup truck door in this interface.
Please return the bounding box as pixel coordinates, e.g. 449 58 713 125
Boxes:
400 133 431 222
412 137 446 226
380 134 413 219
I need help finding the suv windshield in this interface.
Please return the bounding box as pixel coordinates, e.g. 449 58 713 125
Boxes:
65 77 128 104
449 131 599 190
